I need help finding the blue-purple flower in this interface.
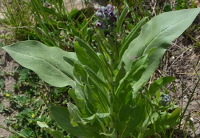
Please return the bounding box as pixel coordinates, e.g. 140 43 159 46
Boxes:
95 5 117 20
95 11 104 18
106 4 114 11
95 4 117 32
95 20 106 30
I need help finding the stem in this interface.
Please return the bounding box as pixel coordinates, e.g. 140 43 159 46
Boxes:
179 78 200 129
107 38 119 138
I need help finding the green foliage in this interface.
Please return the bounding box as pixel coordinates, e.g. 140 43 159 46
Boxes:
3 41 77 87
2 0 94 48
2 0 34 40
122 8 200 93
163 0 199 12
3 4 200 138
0 67 70 137
0 68 50 137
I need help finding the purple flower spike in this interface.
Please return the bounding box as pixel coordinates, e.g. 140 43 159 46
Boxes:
94 4 117 33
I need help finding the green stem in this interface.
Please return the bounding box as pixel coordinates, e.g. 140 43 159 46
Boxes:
179 78 200 129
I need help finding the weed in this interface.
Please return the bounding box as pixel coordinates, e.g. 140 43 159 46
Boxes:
3 4 200 137
1 0 200 137
2 0 35 40
1 66 71 137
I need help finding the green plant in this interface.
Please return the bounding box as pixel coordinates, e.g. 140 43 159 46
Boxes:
3 5 200 138
0 66 71 137
2 0 34 40
163 0 199 12
2 0 95 49
30 0 95 49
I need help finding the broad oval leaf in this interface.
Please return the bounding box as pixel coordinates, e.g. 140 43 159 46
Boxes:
3 40 78 87
122 8 200 92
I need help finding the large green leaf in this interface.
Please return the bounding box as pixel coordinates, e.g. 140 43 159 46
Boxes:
116 7 129 34
73 62 88 84
68 87 88 116
82 112 110 125
37 121 64 138
144 108 181 137
85 79 110 113
122 8 200 92
75 37 108 79
50 106 86 137
50 106 100 138
84 66 107 88
149 76 175 96
67 103 87 126
67 103 105 137
3 40 77 87
74 41 99 73
116 95 145 138
116 55 148 95
119 17 148 58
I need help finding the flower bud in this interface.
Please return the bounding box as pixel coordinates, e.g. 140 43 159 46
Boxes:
96 11 103 18
97 7 102 12
106 4 114 11
108 11 114 17
96 20 102 27
159 94 171 106
96 20 106 30
104 8 109 16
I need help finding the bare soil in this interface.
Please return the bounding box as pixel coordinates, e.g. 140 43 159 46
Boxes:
159 33 200 137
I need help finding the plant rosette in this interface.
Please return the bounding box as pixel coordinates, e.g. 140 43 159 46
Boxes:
3 4 200 138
